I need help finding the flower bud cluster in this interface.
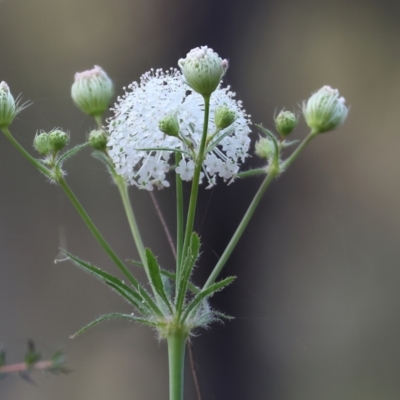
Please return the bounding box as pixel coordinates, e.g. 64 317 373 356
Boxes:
33 129 69 155
159 114 180 138
214 105 236 130
71 66 114 117
178 46 228 96
255 137 275 161
88 129 108 151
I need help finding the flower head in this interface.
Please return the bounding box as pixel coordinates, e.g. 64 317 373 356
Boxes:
0 81 28 129
107 68 251 190
49 129 69 152
275 110 297 137
71 65 114 117
33 132 51 155
178 46 228 96
88 129 108 151
303 86 348 134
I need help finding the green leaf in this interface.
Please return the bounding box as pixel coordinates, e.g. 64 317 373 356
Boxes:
176 232 200 314
64 251 158 316
146 248 173 314
70 313 158 339
0 348 5 367
126 259 144 268
128 258 200 295
105 281 150 316
56 142 88 168
181 276 236 323
25 340 41 366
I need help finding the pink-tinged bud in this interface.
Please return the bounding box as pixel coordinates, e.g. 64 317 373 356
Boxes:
71 65 114 117
178 46 228 96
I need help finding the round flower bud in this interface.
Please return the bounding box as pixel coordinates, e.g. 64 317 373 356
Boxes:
71 65 114 117
255 137 275 160
214 105 236 130
33 132 50 155
159 114 180 137
88 129 108 151
0 81 20 128
178 46 228 96
275 110 297 137
303 86 348 134
49 129 69 152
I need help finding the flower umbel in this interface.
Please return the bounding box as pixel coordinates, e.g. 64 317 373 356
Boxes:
303 86 348 134
71 65 114 117
107 69 251 190
178 46 229 96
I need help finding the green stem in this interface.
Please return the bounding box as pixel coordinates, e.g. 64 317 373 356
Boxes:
180 95 210 275
175 152 184 270
167 329 187 400
114 175 148 274
57 179 130 283
58 177 163 317
203 130 318 289
203 164 279 289
280 130 317 170
237 167 266 179
1 128 52 177
94 115 103 129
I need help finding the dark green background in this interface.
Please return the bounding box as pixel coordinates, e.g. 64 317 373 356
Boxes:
1 0 400 399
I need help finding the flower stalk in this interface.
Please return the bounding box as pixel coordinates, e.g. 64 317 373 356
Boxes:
167 329 188 400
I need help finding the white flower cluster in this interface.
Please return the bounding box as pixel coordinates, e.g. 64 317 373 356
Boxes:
107 68 251 190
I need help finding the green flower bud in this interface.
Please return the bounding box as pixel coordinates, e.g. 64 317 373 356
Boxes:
178 46 228 96
303 86 348 134
255 137 275 160
0 81 26 129
71 65 114 117
214 105 236 130
33 132 50 155
159 114 180 137
88 129 108 151
275 110 297 137
49 129 69 152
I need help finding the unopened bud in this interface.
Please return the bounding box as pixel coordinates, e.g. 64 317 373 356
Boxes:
303 86 348 134
0 82 24 129
33 132 50 155
49 129 69 152
88 129 108 151
214 105 236 130
71 66 114 117
255 137 275 160
275 110 297 137
159 114 180 137
178 46 228 96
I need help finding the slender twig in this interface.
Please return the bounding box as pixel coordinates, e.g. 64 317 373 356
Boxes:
149 191 177 259
187 341 202 400
0 360 54 374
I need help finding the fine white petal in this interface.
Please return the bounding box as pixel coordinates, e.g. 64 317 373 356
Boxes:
107 69 251 190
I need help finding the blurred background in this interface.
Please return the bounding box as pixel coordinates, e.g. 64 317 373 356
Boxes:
1 0 400 399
